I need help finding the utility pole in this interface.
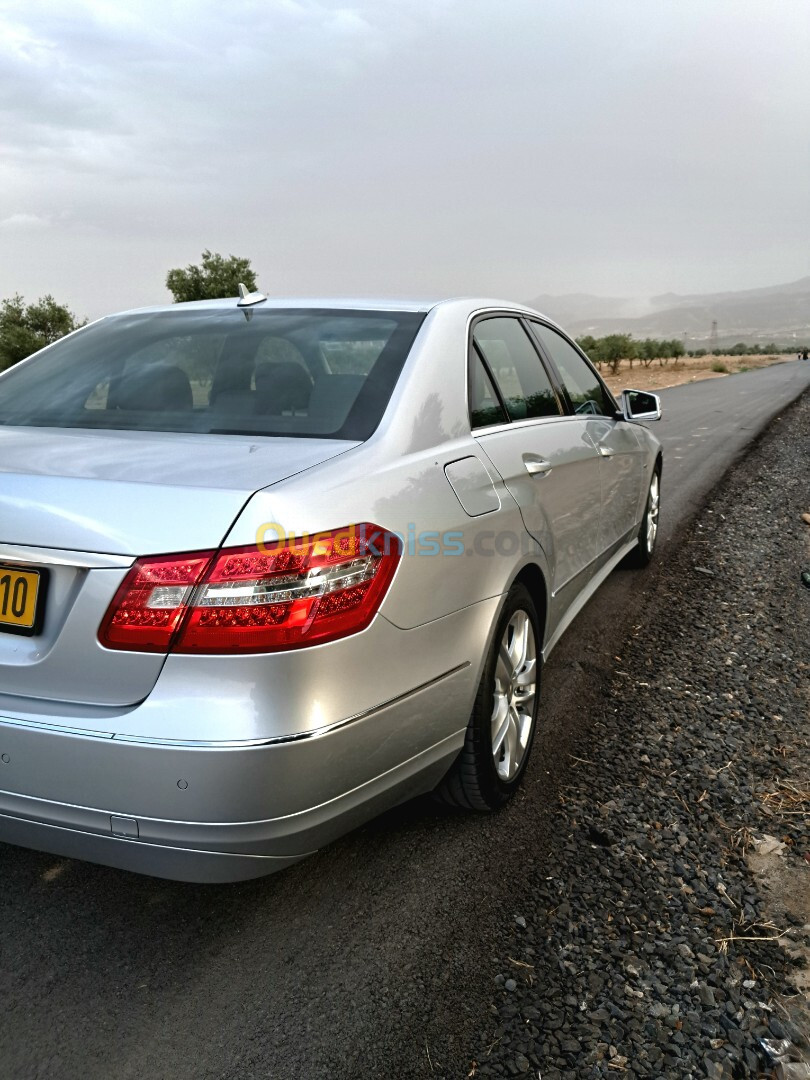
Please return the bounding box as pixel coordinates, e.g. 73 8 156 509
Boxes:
709 320 718 352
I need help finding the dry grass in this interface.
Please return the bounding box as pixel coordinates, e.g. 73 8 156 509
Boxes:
759 779 810 819
600 353 791 395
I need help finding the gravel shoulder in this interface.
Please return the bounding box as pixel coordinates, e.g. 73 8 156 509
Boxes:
468 394 810 1079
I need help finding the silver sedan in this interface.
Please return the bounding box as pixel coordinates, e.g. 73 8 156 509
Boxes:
0 294 662 881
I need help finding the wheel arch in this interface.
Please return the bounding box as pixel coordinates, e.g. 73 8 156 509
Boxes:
511 561 549 653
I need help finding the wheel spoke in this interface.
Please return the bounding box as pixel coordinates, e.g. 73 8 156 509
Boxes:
514 657 537 688
515 708 531 752
513 694 536 723
507 613 529 673
491 693 510 752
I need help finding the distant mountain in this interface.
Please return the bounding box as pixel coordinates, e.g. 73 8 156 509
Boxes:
527 277 810 347
525 293 643 325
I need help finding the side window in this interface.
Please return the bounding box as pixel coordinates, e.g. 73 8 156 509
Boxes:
530 323 613 417
469 349 507 428
473 317 561 422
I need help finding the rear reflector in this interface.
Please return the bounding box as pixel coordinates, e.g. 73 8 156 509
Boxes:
98 524 401 654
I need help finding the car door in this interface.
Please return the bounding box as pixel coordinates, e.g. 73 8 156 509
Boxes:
528 321 645 556
469 315 603 601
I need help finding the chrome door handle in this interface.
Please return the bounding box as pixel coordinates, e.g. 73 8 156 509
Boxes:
598 446 616 458
523 454 553 477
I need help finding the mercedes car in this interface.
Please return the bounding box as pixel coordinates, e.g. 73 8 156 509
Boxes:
0 292 662 881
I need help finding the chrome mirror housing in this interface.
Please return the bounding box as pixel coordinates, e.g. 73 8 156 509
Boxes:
620 389 662 422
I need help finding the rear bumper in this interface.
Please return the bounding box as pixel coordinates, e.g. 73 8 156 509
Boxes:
0 664 471 882
0 814 305 883
0 596 504 881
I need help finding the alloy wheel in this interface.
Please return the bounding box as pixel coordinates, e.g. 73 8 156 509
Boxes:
490 610 537 781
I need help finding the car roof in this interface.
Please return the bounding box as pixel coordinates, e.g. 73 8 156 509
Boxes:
112 296 551 319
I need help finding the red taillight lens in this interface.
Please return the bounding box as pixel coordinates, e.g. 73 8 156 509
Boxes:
98 524 401 654
98 551 214 652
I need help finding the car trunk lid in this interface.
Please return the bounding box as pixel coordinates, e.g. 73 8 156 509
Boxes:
0 428 355 707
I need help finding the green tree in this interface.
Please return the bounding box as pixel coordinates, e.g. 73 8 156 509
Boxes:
639 339 660 368
576 335 598 355
600 333 635 375
165 249 258 303
0 294 85 371
576 335 602 370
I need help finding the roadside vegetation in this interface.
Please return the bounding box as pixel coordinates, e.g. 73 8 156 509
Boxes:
0 294 85 373
574 333 802 395
576 332 796 375
598 351 793 395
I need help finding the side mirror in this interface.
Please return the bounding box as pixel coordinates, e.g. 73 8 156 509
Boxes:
619 389 662 422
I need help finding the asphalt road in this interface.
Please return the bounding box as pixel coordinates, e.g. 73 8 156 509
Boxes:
1 360 809 1080
653 360 810 542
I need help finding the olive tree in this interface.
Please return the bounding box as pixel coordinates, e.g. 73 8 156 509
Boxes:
165 250 258 303
599 334 636 376
0 294 85 371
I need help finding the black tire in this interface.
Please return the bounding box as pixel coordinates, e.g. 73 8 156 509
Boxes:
627 465 661 568
437 582 541 811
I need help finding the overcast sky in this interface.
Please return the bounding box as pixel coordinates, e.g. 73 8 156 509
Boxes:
1 0 808 319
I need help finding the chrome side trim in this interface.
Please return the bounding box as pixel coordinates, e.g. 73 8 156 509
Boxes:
112 662 472 747
0 658 473 749
0 715 115 739
0 543 134 570
0 660 473 747
471 413 588 438
0 663 472 748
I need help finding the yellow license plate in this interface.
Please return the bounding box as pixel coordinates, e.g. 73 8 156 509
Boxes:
0 567 41 633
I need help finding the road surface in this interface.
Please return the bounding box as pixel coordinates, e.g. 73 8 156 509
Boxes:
1 360 809 1080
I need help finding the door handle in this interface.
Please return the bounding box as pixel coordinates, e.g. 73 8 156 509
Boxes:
598 446 616 458
523 454 553 477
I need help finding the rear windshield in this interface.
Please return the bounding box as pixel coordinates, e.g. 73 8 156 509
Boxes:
0 307 426 441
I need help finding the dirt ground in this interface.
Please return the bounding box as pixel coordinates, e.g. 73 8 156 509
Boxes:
600 353 794 395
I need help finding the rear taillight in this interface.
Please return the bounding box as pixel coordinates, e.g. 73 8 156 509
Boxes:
98 551 213 652
98 524 401 654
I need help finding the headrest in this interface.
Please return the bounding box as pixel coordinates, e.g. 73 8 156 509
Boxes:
115 363 193 412
255 362 312 414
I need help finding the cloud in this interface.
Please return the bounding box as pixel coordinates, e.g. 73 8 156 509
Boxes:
0 0 808 317
0 212 50 229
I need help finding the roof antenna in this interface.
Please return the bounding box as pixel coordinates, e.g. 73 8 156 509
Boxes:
237 282 267 307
